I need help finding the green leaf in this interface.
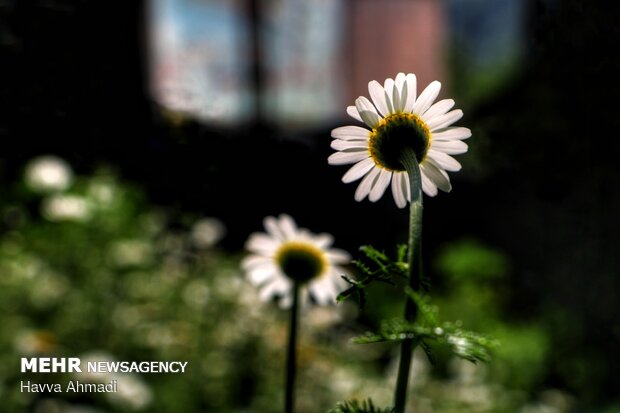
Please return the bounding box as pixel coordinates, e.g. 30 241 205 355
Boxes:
351 290 497 364
404 287 438 325
328 399 394 413
337 245 408 308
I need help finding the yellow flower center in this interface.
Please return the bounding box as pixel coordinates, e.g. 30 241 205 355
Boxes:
368 113 431 171
275 242 328 283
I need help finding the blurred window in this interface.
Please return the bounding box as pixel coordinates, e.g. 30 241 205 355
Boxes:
261 0 345 126
149 0 252 124
149 0 345 127
148 0 525 127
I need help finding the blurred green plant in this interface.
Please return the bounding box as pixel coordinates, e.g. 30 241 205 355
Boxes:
329 399 394 413
352 287 496 365
0 158 575 413
0 158 290 412
434 238 550 393
330 239 572 413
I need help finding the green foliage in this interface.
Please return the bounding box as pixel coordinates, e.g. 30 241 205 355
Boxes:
434 239 551 393
0 158 580 413
434 238 509 282
338 238 572 412
337 245 408 308
329 399 394 413
602 406 620 413
0 161 290 413
491 325 549 390
336 242 495 365
352 288 496 364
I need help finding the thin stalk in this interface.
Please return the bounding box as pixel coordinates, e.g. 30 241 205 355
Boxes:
285 282 300 413
393 147 424 413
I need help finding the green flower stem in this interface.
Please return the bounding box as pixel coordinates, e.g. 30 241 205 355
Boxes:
394 147 424 413
285 281 300 413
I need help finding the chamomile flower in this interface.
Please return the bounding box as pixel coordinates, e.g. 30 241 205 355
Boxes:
242 214 350 308
328 73 471 208
25 155 73 193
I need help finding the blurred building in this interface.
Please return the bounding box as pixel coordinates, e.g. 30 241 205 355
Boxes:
148 0 447 128
345 0 446 105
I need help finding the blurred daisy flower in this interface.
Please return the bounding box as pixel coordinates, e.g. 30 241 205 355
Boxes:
328 73 471 207
41 194 92 222
191 217 227 249
24 155 73 193
242 214 350 308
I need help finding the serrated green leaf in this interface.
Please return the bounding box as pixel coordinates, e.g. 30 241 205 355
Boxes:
328 398 394 413
350 289 497 364
337 245 408 308
351 332 385 344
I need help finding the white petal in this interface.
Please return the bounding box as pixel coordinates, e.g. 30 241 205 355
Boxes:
395 72 406 89
259 278 291 303
427 150 462 172
420 162 452 192
331 266 349 290
354 167 380 201
430 139 468 155
309 276 336 305
326 270 343 298
368 80 389 117
384 78 396 114
342 158 375 183
422 99 455 121
309 235 331 250
420 170 438 197
402 171 411 202
404 73 417 112
355 96 382 128
331 125 370 140
328 151 369 165
327 249 350 264
432 127 472 141
331 139 369 151
413 80 441 115
242 255 272 271
326 272 342 301
391 172 407 208
278 214 298 239
397 79 408 113
246 233 279 255
247 264 277 285
369 169 392 202
394 73 407 111
346 106 363 123
263 216 285 241
426 109 463 130
296 229 313 243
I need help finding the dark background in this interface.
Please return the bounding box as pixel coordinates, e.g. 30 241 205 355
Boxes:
1 0 619 408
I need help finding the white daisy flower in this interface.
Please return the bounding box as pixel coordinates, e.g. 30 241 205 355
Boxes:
241 214 351 308
328 73 471 208
24 155 73 193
